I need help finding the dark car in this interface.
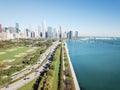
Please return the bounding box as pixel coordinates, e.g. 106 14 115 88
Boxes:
5 85 9 88
23 78 26 80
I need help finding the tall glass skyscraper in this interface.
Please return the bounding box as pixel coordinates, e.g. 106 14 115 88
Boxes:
47 26 53 38
0 24 2 33
67 31 73 39
42 20 47 38
16 23 19 33
59 26 62 39
75 31 78 38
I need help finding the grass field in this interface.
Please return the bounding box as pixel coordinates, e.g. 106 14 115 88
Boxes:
52 47 61 90
0 46 20 52
0 46 39 65
0 46 28 60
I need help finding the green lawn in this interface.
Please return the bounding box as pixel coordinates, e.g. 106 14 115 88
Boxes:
0 46 18 52
51 47 61 90
0 46 28 60
10 47 39 65
17 76 39 90
0 46 39 65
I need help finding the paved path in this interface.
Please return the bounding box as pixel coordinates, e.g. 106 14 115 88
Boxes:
62 43 66 90
65 42 80 90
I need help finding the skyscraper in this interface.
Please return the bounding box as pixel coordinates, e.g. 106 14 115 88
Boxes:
47 26 53 38
8 27 16 33
67 31 73 39
16 23 19 33
38 25 41 38
26 29 29 37
31 31 35 38
63 32 67 39
59 26 62 39
75 31 78 38
53 28 57 38
0 24 2 33
42 20 47 38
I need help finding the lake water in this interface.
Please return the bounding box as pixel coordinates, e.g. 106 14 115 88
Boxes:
66 39 120 90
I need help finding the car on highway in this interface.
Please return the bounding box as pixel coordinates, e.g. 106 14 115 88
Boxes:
5 85 9 88
24 77 30 80
36 70 39 72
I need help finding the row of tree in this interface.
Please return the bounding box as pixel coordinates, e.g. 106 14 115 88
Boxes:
32 45 61 90
0 39 55 49
63 45 76 90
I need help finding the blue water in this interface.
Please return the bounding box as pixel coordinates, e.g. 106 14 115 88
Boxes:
66 39 120 90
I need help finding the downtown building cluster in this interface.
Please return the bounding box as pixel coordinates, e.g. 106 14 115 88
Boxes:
0 21 79 40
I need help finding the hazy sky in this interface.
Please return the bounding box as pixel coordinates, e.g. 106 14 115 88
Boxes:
0 0 120 36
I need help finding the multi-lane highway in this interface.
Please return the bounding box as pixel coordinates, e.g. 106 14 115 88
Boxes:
1 41 60 90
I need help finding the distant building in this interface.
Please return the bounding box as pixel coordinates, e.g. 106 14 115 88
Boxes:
25 28 31 38
59 26 62 39
8 27 16 33
67 31 73 39
16 23 19 33
26 29 29 37
0 32 7 40
56 30 59 39
40 32 43 38
2 27 8 32
53 28 57 38
63 32 67 39
45 32 48 38
42 20 47 38
47 26 53 38
38 26 41 38
0 24 2 33
31 31 35 38
75 31 78 38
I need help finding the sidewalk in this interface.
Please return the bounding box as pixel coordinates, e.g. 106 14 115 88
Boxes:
64 42 80 90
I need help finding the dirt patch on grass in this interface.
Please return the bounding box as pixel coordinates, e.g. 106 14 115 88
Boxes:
26 49 34 52
0 52 6 55
6 49 17 52
3 65 11 70
14 53 27 57
18 47 23 48
3 59 15 62
26 47 37 52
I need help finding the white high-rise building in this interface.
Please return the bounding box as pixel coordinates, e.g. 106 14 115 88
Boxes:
63 32 67 39
42 20 47 38
19 28 26 39
59 26 62 39
53 28 57 38
56 29 59 39
6 29 11 40
38 25 41 38
0 32 7 40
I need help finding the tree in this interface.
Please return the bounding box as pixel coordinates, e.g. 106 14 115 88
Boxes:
0 62 5 81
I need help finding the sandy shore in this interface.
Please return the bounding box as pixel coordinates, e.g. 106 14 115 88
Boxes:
64 41 80 90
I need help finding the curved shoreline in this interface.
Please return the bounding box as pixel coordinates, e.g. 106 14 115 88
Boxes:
64 41 80 90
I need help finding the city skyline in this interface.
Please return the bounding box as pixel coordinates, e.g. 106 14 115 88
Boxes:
0 20 79 40
0 0 120 37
